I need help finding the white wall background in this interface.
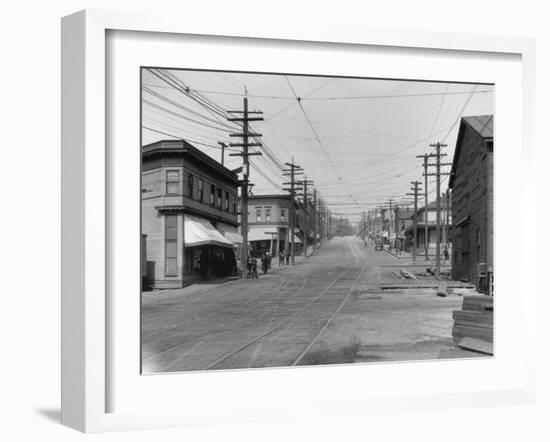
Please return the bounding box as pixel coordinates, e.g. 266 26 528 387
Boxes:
0 1 547 440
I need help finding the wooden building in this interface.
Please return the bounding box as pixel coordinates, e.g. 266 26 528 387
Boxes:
448 115 494 293
141 140 241 289
244 194 302 257
403 196 452 255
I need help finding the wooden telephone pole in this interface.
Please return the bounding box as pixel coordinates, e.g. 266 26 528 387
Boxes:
313 189 318 251
423 142 451 277
296 177 314 258
227 96 263 278
283 160 303 265
417 153 430 260
218 142 227 166
407 181 422 262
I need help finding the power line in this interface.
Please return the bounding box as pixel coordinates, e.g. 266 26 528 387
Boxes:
142 98 231 133
142 126 227 150
305 89 492 101
265 78 334 121
142 86 233 130
285 76 357 205
429 83 449 137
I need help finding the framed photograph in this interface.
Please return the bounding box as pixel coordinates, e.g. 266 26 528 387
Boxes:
61 9 537 433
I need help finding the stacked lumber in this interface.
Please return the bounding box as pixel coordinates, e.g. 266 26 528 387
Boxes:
452 295 493 355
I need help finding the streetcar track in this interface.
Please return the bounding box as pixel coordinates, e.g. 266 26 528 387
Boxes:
142 276 288 344
292 263 369 366
203 268 353 370
143 273 323 363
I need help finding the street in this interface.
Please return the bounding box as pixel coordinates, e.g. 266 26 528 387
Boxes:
142 236 470 373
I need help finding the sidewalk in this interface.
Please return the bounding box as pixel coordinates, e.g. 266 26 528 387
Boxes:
144 247 320 298
383 246 451 267
383 246 412 260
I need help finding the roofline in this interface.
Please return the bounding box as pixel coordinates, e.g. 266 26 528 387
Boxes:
248 194 292 200
142 139 239 184
449 116 493 188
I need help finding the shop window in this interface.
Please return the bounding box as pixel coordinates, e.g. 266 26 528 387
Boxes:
165 215 178 275
166 170 179 195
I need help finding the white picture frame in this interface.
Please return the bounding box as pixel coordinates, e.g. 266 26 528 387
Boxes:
61 9 537 433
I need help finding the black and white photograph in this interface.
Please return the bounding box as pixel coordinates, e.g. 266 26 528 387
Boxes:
140 68 494 374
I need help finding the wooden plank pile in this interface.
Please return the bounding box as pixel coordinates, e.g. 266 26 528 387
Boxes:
452 295 493 355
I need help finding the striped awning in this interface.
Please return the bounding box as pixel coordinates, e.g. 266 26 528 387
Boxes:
216 223 243 245
184 215 233 248
247 226 278 242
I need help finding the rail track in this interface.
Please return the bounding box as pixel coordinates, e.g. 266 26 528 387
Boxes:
203 264 368 370
141 273 316 367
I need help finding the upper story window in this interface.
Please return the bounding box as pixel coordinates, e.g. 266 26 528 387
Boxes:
210 184 215 205
187 174 194 199
265 207 271 222
281 208 286 220
224 191 229 211
231 194 236 214
255 207 262 222
166 170 180 195
198 178 204 201
217 188 222 208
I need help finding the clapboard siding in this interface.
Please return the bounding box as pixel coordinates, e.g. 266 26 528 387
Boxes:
450 118 493 292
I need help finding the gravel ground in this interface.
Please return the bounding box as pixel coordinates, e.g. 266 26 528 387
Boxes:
141 236 485 374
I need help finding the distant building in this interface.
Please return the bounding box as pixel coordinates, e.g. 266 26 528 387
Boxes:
394 207 415 250
141 140 241 289
403 195 452 254
448 115 493 293
243 194 302 257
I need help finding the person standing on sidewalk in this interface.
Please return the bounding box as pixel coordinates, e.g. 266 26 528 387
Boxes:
279 250 284 266
285 250 290 265
251 255 258 279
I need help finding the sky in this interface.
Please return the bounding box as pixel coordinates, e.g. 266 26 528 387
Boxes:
141 68 494 223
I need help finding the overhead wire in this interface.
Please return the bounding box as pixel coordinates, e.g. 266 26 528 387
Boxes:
285 76 358 205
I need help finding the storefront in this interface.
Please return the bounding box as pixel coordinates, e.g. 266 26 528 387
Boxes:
182 215 236 280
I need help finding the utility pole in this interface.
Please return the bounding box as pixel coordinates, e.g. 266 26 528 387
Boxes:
313 189 318 251
388 199 395 249
282 160 303 265
296 177 314 258
423 142 451 277
416 153 429 260
394 204 400 243
326 206 330 241
407 181 422 262
227 96 263 278
218 142 227 166
443 189 450 247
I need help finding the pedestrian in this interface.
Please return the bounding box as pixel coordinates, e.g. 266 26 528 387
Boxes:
246 255 253 278
250 255 258 279
444 246 449 261
285 250 290 265
279 250 284 266
267 252 272 270
261 253 268 274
